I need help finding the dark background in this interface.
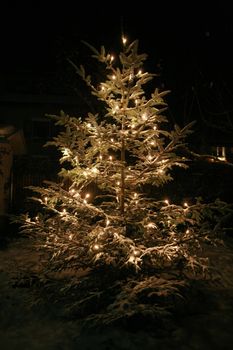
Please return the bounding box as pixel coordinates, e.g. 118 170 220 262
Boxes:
1 2 233 124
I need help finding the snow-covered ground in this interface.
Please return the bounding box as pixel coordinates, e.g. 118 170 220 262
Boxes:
1 236 233 349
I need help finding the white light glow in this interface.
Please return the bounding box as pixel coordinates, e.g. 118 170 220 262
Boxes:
122 36 127 45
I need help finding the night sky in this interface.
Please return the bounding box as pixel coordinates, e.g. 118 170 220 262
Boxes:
1 2 233 123
1 2 232 70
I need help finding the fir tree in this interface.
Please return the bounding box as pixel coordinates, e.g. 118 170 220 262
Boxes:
16 38 230 327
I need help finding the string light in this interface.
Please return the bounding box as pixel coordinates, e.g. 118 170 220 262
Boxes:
93 244 100 250
109 155 113 161
110 55 114 63
142 113 148 121
113 105 119 114
106 219 110 226
85 193 90 199
44 197 48 204
183 202 189 208
112 74 116 80
164 199 169 205
122 36 127 45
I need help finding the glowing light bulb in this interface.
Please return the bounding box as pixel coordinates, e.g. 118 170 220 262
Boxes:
106 219 110 226
134 192 138 198
93 244 99 250
183 202 189 208
69 234 73 240
70 189 75 194
153 126 157 130
99 155 102 160
122 36 127 45
133 250 139 256
44 197 48 204
137 69 142 76
150 141 155 145
135 99 138 106
109 155 113 161
116 181 120 186
110 55 114 62
87 123 91 128
85 193 90 199
62 209 66 214
83 199 87 204
164 199 169 205
110 138 114 142
112 74 116 80
142 113 148 121
186 229 190 234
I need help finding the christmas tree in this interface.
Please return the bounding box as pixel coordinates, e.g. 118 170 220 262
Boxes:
17 38 228 327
